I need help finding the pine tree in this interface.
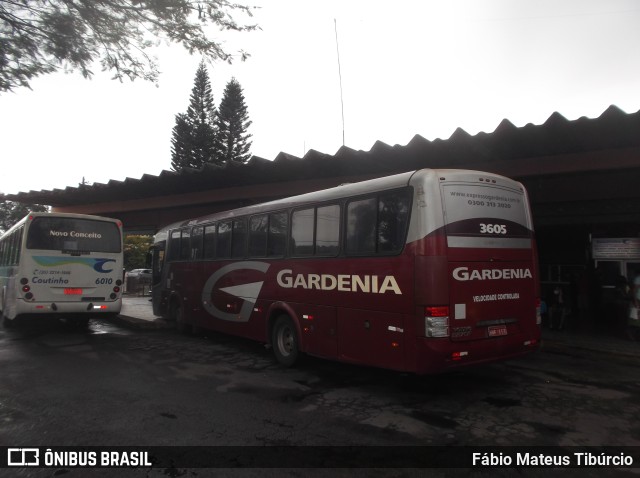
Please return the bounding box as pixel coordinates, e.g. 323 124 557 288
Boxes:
170 61 219 171
214 78 253 165
170 114 194 170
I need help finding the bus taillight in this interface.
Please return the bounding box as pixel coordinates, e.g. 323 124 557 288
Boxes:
21 278 33 300
451 351 469 361
425 306 450 338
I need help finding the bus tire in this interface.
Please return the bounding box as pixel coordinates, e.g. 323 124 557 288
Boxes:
1 296 13 328
272 315 299 367
172 302 190 334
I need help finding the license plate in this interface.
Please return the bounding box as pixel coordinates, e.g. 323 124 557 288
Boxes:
488 325 507 337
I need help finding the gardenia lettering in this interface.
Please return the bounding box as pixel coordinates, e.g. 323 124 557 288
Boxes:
276 269 402 295
453 267 532 281
48 230 102 239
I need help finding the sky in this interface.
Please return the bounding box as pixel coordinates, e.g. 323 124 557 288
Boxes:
1 0 640 195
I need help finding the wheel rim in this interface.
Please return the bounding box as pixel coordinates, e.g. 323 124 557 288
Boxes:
277 325 294 357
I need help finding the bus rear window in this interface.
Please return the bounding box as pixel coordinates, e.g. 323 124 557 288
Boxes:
441 183 531 239
26 217 121 253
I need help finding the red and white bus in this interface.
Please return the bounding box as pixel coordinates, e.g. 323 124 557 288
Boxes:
150 169 540 374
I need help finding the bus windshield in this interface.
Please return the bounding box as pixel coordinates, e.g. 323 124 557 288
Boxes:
26 216 122 253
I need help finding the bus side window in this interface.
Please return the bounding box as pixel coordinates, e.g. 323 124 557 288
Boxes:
217 222 232 259
378 191 411 253
203 224 216 259
291 208 314 256
191 226 203 260
249 215 268 257
232 219 247 258
268 212 288 257
169 230 181 261
346 191 410 256
9 229 18 265
10 230 18 265
346 198 377 255
316 205 340 256
16 227 24 265
179 228 191 260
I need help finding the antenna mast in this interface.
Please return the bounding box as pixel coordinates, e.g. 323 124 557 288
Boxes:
334 19 345 147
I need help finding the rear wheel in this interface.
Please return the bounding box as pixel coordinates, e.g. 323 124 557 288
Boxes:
272 315 299 367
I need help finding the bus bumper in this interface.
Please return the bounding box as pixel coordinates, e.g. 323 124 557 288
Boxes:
414 334 540 375
16 300 122 317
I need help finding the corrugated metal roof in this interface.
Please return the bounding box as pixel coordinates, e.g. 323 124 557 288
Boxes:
2 105 638 207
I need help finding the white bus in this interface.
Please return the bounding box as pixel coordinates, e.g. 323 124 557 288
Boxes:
0 212 124 327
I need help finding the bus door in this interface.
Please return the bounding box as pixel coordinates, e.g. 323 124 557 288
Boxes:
149 241 166 317
440 178 539 343
175 228 203 320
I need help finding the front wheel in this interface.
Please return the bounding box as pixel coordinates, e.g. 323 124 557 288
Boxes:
272 315 299 367
171 302 190 334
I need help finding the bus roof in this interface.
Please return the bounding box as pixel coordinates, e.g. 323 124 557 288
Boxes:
155 168 522 237
1 212 122 240
156 170 418 237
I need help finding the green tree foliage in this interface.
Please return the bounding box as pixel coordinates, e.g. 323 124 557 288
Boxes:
214 78 252 164
124 234 152 271
171 61 218 170
0 0 257 92
0 201 49 234
170 113 194 169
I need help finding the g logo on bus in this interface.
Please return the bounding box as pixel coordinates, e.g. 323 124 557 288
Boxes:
201 261 270 322
93 258 116 273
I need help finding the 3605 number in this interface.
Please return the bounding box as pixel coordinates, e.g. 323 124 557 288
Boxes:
480 224 507 234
